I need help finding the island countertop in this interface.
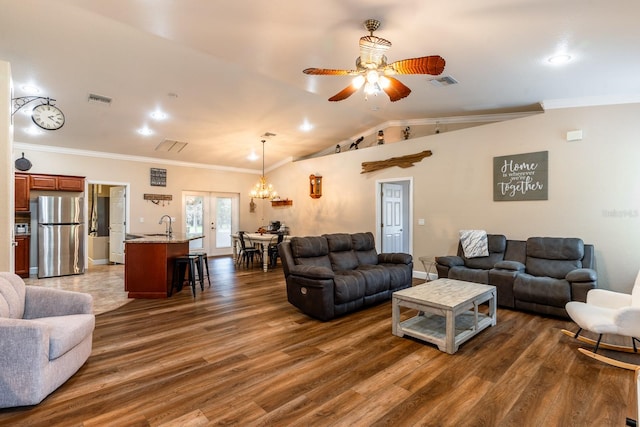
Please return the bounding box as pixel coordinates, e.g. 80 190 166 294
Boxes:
125 233 204 243
124 233 205 298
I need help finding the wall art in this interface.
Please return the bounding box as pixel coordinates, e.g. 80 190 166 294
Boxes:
493 151 548 201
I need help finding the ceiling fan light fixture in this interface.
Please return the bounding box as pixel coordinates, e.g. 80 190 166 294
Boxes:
352 75 365 89
364 81 382 97
366 70 379 84
379 75 390 89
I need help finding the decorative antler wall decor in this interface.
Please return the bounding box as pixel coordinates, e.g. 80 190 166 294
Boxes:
361 150 432 174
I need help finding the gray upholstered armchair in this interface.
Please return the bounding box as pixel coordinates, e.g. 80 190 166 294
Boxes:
0 272 95 408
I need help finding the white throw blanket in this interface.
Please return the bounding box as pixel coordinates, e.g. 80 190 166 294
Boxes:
459 229 489 258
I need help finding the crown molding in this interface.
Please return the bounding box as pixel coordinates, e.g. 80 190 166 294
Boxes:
542 94 640 110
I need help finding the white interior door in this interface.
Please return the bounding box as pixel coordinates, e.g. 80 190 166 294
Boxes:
109 186 126 264
184 192 238 256
382 183 404 253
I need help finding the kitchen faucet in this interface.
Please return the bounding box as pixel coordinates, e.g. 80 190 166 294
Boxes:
159 215 173 237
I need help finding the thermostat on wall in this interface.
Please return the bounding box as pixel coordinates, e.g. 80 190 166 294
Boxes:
566 130 583 141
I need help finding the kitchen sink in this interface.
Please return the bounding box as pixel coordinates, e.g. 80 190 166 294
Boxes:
144 233 170 237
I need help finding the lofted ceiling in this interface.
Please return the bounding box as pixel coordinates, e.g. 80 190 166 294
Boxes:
1 0 640 173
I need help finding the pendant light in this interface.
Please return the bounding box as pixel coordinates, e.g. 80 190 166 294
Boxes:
250 139 278 200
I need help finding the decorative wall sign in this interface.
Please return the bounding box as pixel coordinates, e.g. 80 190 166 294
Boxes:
143 193 172 206
493 151 548 201
150 168 167 187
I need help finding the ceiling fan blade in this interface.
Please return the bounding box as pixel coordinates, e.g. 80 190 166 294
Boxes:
387 55 445 75
328 84 359 102
382 76 411 102
303 68 356 75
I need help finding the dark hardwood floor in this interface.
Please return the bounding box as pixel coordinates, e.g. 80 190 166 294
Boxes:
0 256 635 426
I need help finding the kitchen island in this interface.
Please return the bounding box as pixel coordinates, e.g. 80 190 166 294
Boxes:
124 233 204 298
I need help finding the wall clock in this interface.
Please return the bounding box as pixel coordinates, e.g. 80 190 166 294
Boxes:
32 103 65 130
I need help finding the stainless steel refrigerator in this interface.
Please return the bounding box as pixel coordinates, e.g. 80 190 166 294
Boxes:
38 196 85 278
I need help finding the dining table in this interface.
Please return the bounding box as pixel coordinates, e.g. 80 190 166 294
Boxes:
231 233 290 272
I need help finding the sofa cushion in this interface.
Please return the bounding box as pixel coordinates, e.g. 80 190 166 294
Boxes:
379 263 413 291
514 274 571 308
526 237 584 279
291 237 332 269
35 314 95 360
527 237 584 260
325 233 352 252
356 265 390 296
333 271 365 304
324 234 359 270
450 266 490 284
0 276 26 319
351 232 379 265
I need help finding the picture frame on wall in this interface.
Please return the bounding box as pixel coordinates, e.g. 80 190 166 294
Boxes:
150 168 167 187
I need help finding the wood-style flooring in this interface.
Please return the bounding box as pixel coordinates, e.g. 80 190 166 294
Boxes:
1 257 636 426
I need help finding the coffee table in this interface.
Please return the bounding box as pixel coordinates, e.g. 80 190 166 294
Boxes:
392 278 497 354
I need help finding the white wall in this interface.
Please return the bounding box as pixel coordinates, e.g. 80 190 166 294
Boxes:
0 61 13 272
266 103 640 293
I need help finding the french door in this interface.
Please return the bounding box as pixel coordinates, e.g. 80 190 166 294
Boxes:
184 191 239 256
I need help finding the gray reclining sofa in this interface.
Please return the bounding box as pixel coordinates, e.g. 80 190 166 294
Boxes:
435 235 597 318
279 232 413 321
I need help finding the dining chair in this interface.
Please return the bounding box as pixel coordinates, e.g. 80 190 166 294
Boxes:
237 231 262 268
268 233 284 267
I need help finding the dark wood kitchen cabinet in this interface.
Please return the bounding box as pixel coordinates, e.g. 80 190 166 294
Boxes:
14 173 30 212
30 174 85 192
14 235 30 278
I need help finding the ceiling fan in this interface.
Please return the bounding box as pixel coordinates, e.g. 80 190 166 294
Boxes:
303 19 446 102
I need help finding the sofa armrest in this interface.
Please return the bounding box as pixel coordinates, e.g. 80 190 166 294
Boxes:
566 268 597 283
493 260 525 272
378 253 412 264
289 265 335 280
23 287 94 319
0 318 49 360
435 255 464 268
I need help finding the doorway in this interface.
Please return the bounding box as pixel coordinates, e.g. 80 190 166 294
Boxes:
183 191 239 256
376 178 412 254
87 182 129 266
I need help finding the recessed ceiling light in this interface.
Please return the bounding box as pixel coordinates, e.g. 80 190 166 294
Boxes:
299 120 313 132
150 110 168 120
137 126 153 136
548 54 572 65
247 150 259 161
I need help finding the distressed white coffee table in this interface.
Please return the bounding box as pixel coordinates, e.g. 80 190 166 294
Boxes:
392 278 497 354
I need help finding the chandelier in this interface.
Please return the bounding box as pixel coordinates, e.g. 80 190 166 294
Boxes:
250 139 278 200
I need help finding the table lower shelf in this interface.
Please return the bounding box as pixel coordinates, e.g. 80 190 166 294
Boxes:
396 310 494 354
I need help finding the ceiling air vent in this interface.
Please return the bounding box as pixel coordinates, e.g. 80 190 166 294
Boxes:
87 93 112 105
155 139 188 153
429 76 459 87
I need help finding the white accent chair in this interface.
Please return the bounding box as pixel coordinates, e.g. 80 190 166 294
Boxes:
0 272 95 408
566 270 640 362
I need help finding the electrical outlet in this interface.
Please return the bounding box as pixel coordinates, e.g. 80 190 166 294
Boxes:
139 217 144 223
418 218 425 226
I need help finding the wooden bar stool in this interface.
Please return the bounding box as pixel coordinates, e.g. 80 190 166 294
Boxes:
173 254 202 297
